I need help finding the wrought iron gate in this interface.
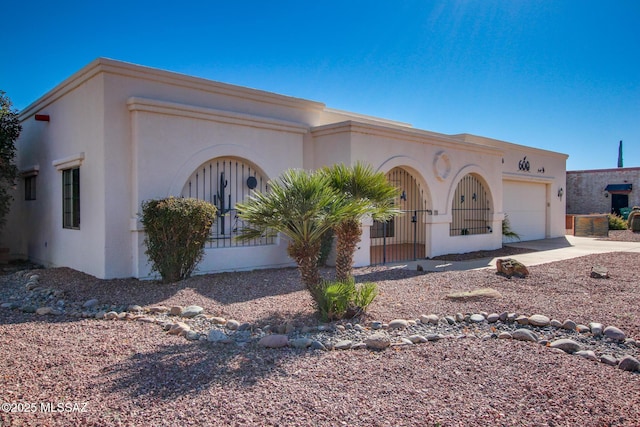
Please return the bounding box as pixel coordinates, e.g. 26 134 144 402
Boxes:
370 209 430 264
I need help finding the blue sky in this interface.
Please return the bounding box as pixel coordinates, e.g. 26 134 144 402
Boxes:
3 1 638 170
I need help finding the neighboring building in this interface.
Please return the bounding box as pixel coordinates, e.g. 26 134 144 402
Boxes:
6 58 568 279
567 167 640 215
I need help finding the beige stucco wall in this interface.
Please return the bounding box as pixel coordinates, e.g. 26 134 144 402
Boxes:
10 71 108 277
9 58 569 279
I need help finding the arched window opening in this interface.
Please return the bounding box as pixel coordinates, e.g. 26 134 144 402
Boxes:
450 174 492 236
181 157 273 248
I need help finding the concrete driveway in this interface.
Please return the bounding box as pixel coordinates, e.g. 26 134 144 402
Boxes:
409 235 640 272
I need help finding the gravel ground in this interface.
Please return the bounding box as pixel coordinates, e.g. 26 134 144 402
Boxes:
1 247 640 426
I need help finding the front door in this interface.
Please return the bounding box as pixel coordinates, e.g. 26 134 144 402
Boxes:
611 194 628 215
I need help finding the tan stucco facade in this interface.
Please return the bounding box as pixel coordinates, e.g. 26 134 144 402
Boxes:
8 58 568 279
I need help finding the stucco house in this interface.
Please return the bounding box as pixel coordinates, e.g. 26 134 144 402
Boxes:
7 58 568 279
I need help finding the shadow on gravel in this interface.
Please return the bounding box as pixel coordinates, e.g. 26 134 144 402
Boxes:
105 309 324 400
352 267 427 284
0 310 82 326
106 341 319 400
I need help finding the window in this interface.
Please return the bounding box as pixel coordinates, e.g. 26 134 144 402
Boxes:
25 176 36 201
63 168 80 229
181 157 272 248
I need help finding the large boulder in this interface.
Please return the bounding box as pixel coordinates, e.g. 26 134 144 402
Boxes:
496 258 529 278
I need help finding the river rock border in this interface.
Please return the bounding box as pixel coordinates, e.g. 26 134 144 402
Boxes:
3 272 640 374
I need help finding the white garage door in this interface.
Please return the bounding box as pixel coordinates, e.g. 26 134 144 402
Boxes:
503 181 547 241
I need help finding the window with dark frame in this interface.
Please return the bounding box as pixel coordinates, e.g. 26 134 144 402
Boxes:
24 175 36 200
62 168 80 229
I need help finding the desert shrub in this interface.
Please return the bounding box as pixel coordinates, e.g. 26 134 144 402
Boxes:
316 280 354 321
353 281 378 311
608 213 628 230
502 214 520 241
315 277 378 321
140 197 217 283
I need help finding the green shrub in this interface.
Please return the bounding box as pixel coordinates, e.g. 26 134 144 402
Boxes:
502 214 520 241
140 197 217 283
608 213 628 230
354 281 378 311
315 277 378 321
316 280 354 321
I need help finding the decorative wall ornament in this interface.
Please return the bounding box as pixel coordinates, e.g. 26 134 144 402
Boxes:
433 151 452 182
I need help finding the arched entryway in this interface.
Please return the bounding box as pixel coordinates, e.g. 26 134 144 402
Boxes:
180 157 273 248
450 173 493 236
370 167 430 264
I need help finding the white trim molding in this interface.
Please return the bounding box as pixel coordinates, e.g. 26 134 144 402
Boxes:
20 165 40 177
52 152 85 170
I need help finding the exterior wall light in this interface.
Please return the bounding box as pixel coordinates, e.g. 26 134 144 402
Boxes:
557 187 564 199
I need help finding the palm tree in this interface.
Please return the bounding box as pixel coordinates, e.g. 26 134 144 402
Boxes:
235 168 362 292
322 162 400 282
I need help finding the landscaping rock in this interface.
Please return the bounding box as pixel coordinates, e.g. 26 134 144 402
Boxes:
258 335 289 348
148 305 169 313
181 305 204 318
388 319 409 330
496 258 529 278
169 306 183 316
408 334 428 344
419 314 439 325
550 339 581 354
127 304 143 312
83 298 99 309
575 350 599 362
550 319 563 328
600 354 618 366
486 313 500 323
528 314 550 327
562 319 577 331
512 329 538 342
604 326 626 342
576 324 590 333
334 340 353 350
515 315 529 325
104 311 119 320
469 314 485 323
589 322 603 337
310 340 327 351
618 356 640 372
207 329 230 343
290 338 313 349
498 332 512 339
185 331 201 341
226 320 241 330
36 307 54 315
168 322 190 336
590 265 609 279
365 334 391 350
